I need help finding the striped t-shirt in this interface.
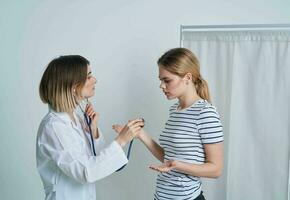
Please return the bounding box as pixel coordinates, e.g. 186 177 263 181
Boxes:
154 99 223 200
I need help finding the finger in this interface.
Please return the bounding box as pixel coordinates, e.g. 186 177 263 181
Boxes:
112 125 117 131
87 106 94 114
149 164 160 169
86 103 94 112
88 108 95 115
154 166 167 172
149 165 157 170
115 124 123 130
87 112 94 118
132 127 142 134
129 121 144 130
112 127 120 134
149 166 162 172
112 124 123 133
112 124 118 128
130 126 143 135
134 121 145 128
85 103 91 112
127 118 143 127
88 110 95 117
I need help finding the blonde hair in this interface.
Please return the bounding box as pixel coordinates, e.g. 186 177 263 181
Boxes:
157 48 211 103
39 55 89 112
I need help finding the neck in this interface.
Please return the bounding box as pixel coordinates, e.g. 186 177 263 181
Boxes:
178 86 201 110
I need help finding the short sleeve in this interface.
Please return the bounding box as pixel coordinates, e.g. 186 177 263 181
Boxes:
197 105 224 144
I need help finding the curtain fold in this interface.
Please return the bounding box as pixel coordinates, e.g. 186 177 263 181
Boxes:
182 30 290 200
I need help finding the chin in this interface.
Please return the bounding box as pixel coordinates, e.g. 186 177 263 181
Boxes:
166 95 176 100
85 93 95 99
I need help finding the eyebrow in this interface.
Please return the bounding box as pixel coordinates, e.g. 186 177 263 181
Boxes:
159 76 170 80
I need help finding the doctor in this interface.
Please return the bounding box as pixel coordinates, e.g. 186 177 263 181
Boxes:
36 55 144 200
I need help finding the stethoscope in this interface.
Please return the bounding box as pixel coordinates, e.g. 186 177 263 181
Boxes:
78 99 136 171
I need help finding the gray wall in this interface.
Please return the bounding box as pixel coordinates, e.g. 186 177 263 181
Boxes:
0 0 289 199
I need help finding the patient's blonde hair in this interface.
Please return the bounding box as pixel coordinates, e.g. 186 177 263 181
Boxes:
39 55 89 112
157 48 211 103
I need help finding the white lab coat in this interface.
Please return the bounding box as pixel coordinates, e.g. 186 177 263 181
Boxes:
36 108 128 200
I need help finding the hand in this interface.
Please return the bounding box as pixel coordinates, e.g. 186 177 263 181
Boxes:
149 160 177 173
115 118 144 147
112 118 145 139
113 124 145 140
112 124 123 134
85 102 100 138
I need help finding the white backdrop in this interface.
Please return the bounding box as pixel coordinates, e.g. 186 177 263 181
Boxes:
182 30 290 200
1 0 290 200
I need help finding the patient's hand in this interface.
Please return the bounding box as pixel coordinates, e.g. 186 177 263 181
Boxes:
149 160 176 173
112 124 123 134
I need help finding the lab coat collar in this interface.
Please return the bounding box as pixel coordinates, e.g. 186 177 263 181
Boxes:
48 106 78 125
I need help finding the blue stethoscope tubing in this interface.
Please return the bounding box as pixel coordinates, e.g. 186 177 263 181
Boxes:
116 140 134 171
82 104 133 171
83 113 97 156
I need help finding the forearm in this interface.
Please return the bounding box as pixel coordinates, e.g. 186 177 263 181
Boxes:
174 160 223 178
139 131 164 162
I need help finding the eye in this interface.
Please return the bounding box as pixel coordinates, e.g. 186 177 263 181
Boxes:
87 75 92 80
164 80 171 84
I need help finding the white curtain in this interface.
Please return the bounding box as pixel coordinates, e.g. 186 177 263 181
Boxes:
182 30 290 200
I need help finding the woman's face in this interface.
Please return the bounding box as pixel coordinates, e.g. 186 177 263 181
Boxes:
159 67 187 100
81 65 97 99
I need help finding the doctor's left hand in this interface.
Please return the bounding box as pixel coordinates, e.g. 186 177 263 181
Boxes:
85 102 100 138
112 118 145 139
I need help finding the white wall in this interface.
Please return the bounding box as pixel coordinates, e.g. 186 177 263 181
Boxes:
0 0 289 199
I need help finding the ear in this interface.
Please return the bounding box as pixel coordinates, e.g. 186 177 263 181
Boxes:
184 72 192 81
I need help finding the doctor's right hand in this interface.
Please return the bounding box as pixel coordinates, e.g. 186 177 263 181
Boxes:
85 102 100 138
115 119 144 147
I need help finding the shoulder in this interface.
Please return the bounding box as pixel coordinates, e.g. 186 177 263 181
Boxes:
37 113 68 140
198 100 221 120
169 102 179 112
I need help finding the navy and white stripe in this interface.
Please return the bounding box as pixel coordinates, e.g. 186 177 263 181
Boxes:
154 99 223 200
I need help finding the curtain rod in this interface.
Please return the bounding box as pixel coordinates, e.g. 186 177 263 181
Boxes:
180 24 290 47
181 24 290 30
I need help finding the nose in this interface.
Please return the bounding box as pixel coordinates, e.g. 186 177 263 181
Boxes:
93 76 97 84
159 81 165 89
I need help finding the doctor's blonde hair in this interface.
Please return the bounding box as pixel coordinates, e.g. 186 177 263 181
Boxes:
39 55 89 112
157 48 211 103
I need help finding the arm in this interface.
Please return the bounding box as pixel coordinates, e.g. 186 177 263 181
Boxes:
37 120 143 183
150 142 223 178
112 125 164 162
138 130 165 162
38 122 129 184
177 142 223 178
